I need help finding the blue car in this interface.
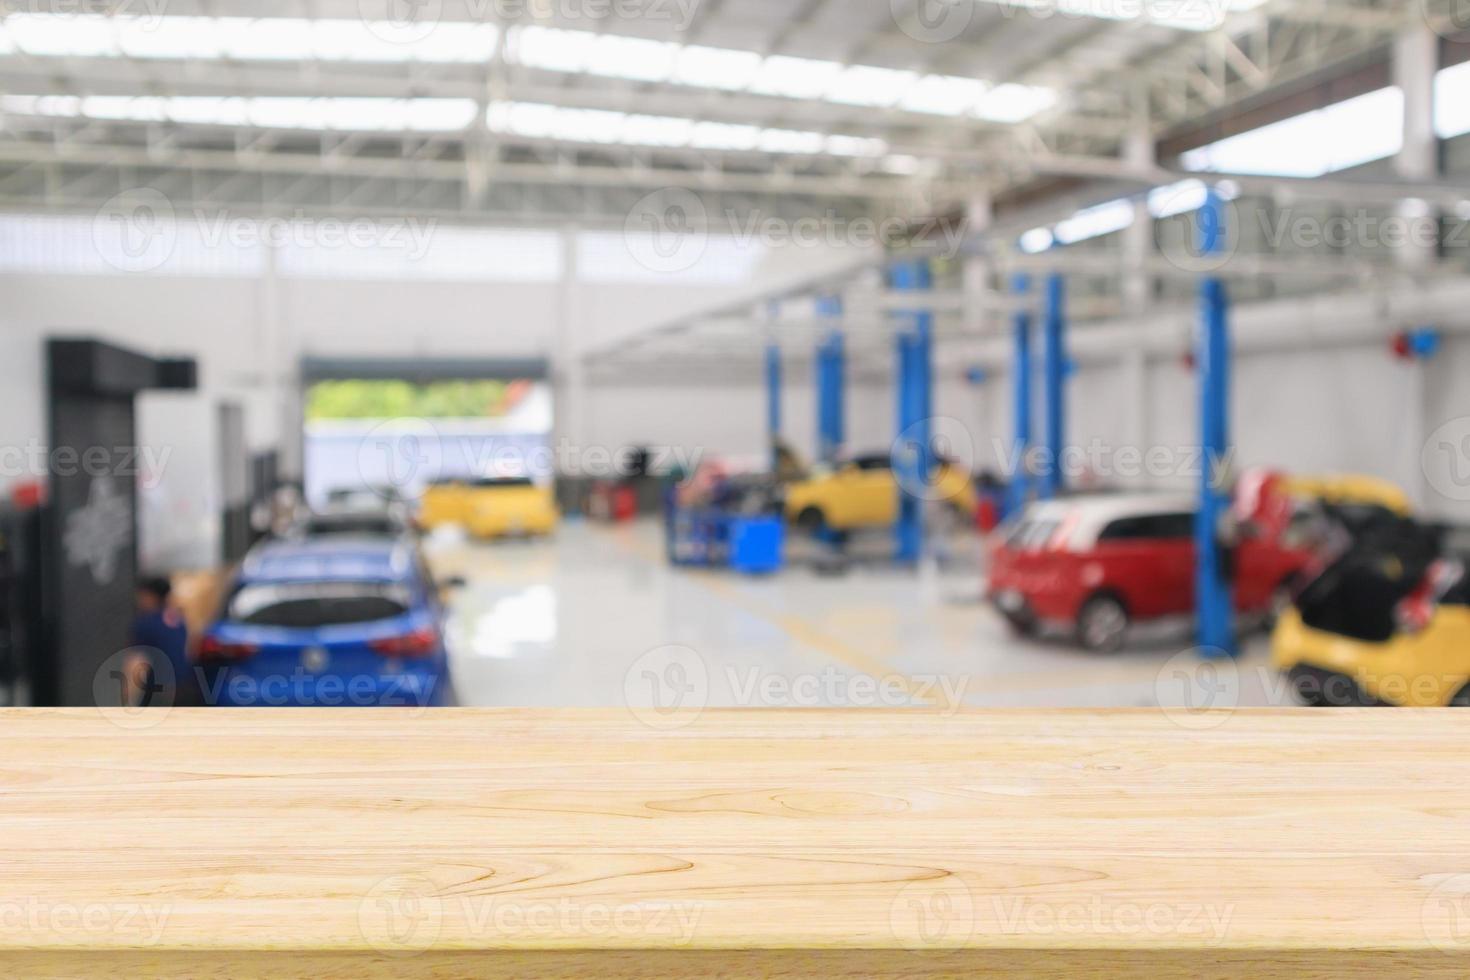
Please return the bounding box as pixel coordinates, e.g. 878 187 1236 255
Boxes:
197 536 451 707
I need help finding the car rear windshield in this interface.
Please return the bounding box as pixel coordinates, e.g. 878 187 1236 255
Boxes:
227 582 412 628
305 515 400 537
471 478 534 488
1098 513 1196 542
1295 521 1442 642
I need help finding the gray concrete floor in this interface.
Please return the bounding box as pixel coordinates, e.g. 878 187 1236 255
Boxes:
428 519 1283 714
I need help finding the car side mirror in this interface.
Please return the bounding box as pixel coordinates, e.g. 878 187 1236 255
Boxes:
441 575 468 590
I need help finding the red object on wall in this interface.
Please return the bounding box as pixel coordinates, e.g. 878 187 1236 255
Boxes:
10 480 43 511
1390 332 1413 361
976 496 1000 533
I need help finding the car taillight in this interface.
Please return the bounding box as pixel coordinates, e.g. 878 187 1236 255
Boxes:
1394 560 1462 635
369 628 440 659
197 635 259 663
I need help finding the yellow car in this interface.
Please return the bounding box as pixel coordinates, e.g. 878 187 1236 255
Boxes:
1272 521 1470 707
419 478 558 538
784 453 977 533
1281 474 1412 517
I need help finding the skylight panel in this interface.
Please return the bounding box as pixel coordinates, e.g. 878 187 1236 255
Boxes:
757 128 826 154
509 25 593 73
900 75 987 116
690 121 761 151
1435 59 1470 139
749 55 844 99
621 114 694 147
1181 87 1403 177
976 84 1057 123
672 45 762 91
826 134 888 157
584 34 677 83
1053 198 1135 245
826 65 918 107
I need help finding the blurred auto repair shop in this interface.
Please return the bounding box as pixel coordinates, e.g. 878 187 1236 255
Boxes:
1 0 1469 716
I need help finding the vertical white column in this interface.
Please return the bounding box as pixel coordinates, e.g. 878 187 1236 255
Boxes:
259 239 302 481
1122 89 1154 313
1394 21 1438 272
962 189 993 335
1394 22 1439 509
554 226 587 463
1122 348 1149 488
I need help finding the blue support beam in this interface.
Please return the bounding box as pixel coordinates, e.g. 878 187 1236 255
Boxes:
1040 272 1067 500
815 295 845 465
1195 189 1237 658
765 340 782 472
890 259 934 564
1008 273 1034 519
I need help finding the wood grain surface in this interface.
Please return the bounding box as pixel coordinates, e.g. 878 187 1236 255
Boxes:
1 708 1468 978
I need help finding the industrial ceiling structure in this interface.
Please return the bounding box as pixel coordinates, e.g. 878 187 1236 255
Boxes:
0 0 1461 376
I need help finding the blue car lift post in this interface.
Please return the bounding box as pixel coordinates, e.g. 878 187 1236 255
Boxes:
1040 272 1067 501
1196 189 1237 658
765 336 782 472
815 295 845 464
890 259 934 564
1007 273 1034 519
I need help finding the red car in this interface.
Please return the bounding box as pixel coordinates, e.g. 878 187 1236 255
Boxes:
987 493 1315 651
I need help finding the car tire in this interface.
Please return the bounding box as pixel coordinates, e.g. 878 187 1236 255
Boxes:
1076 594 1128 653
795 507 827 534
1002 611 1037 638
1287 665 1367 707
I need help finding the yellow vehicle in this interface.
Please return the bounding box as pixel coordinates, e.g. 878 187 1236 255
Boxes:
418 478 558 538
783 452 977 533
1281 474 1412 517
1272 521 1470 707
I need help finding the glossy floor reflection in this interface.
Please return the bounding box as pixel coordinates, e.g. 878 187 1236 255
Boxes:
427 519 1278 711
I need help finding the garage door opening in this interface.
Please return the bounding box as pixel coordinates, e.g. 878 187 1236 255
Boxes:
303 377 554 508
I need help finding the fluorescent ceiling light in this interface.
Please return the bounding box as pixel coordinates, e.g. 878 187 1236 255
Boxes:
3 94 479 131
0 14 500 62
485 100 888 158
1181 87 1404 177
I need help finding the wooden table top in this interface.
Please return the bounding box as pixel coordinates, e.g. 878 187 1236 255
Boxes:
2 708 1468 978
